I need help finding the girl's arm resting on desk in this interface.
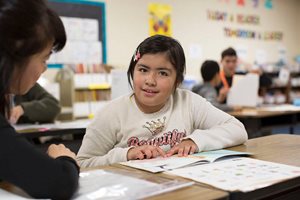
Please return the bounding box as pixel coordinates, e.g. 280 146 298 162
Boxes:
77 146 131 168
185 95 248 152
76 126 131 168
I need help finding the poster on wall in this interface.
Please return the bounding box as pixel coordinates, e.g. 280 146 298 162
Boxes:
49 16 102 65
148 3 172 36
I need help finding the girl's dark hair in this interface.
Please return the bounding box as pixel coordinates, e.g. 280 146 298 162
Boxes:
0 0 66 116
127 35 186 89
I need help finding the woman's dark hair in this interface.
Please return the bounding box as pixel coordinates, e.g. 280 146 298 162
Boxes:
201 60 220 82
0 0 66 116
127 35 186 89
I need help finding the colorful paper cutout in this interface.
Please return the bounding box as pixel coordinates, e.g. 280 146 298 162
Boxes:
148 3 172 36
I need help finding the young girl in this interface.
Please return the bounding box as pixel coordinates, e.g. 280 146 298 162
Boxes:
77 35 248 168
0 0 79 199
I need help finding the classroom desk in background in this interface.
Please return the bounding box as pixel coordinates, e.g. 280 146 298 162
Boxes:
228 105 300 138
2 134 300 200
14 119 90 153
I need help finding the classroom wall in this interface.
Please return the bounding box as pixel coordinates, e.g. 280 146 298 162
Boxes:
297 0 300 48
78 0 300 80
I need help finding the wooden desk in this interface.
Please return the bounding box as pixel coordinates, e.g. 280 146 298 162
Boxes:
229 106 300 138
2 134 300 200
86 134 300 200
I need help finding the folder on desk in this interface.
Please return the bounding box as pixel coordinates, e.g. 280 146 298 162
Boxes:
227 74 259 107
74 169 193 200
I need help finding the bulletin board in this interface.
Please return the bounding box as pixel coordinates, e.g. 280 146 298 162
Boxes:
48 0 107 64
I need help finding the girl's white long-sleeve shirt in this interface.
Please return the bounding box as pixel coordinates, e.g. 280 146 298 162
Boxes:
76 88 248 168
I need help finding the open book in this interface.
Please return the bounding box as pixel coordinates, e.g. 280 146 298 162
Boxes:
120 149 252 173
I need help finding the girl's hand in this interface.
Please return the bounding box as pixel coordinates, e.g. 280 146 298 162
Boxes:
166 139 198 157
47 144 76 160
127 145 166 160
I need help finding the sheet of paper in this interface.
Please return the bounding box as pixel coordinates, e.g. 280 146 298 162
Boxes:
227 74 259 107
53 17 101 64
82 19 99 41
111 69 132 99
13 119 91 132
166 157 300 192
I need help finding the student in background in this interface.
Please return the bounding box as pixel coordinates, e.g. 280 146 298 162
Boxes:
192 60 237 112
10 83 61 124
77 35 248 168
217 47 271 103
216 47 238 102
0 0 79 199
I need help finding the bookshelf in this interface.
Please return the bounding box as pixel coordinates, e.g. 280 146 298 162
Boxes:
70 64 112 119
261 71 300 104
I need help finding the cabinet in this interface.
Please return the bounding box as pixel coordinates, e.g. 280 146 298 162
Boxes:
73 64 112 119
261 71 300 104
57 64 112 120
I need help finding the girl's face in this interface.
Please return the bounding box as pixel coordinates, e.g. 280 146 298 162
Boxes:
10 43 52 95
133 53 177 113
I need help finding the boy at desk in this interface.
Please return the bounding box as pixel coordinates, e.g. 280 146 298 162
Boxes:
216 47 238 103
9 83 61 124
76 35 248 168
217 47 271 103
192 60 240 112
0 0 79 199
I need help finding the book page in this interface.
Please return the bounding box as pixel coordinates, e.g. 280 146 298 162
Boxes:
166 157 300 192
120 150 252 173
121 156 202 173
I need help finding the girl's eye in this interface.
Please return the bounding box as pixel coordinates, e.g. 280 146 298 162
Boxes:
159 71 169 76
138 68 147 72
